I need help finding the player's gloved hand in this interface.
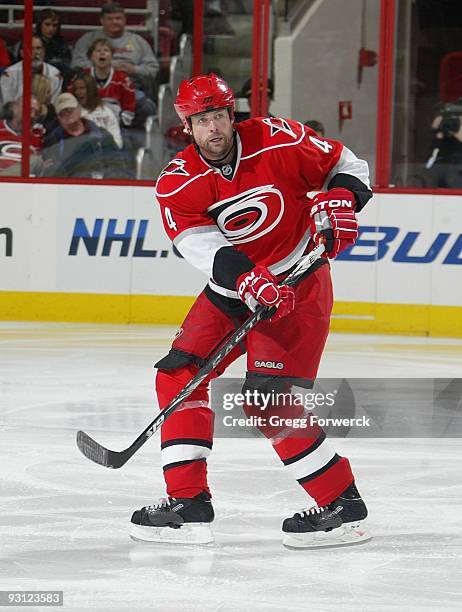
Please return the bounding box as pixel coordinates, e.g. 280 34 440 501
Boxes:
308 188 358 258
237 266 295 320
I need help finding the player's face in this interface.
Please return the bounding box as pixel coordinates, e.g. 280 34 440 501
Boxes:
190 109 234 160
101 12 126 38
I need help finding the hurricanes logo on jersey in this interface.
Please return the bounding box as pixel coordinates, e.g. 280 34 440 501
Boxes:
208 185 285 244
0 141 21 162
159 158 189 178
262 117 297 139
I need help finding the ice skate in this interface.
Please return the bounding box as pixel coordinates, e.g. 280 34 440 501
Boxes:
282 482 370 549
130 492 214 544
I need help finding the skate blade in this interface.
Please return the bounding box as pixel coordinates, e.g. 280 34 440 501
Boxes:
129 522 214 544
282 521 371 549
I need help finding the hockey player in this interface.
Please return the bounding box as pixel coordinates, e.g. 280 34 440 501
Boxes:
130 74 373 548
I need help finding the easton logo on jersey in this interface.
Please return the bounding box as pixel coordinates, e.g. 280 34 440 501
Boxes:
262 117 297 139
207 185 285 245
159 158 190 178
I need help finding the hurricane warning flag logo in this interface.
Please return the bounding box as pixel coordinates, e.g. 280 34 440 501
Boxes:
159 158 189 178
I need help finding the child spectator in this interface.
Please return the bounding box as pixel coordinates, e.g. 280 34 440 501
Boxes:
70 72 122 149
85 38 135 127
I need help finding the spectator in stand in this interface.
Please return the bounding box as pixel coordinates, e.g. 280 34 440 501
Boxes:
35 9 73 86
304 119 325 137
0 96 45 176
165 123 191 157
85 38 135 128
70 72 122 149
0 37 11 73
0 36 63 105
32 73 58 135
424 108 462 188
170 1 235 37
42 92 131 179
72 3 158 107
234 77 274 122
204 0 235 36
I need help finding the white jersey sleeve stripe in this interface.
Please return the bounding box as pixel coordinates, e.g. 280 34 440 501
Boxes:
207 279 239 299
174 226 233 277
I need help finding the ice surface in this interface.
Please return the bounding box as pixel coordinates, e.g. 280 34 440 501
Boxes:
1 323 461 611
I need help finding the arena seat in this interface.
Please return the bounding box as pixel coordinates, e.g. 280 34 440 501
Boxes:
439 51 462 103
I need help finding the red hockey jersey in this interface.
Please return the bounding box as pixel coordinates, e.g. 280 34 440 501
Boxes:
0 120 43 172
155 117 370 299
85 67 136 123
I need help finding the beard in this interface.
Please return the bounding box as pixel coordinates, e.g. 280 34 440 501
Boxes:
204 132 234 159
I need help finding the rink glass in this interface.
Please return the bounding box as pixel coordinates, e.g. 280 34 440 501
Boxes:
1 2 461 188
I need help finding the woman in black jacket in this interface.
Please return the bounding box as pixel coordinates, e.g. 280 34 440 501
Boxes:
35 9 73 86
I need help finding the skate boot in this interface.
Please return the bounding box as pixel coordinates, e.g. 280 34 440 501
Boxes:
130 492 214 544
282 482 370 548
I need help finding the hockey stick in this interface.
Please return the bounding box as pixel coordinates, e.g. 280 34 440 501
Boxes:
76 243 326 468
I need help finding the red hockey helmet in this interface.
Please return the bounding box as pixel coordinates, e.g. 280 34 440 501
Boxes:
174 73 235 131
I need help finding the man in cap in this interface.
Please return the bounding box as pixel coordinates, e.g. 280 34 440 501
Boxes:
43 92 130 178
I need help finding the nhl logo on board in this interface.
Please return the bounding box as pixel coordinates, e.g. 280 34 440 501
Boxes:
221 164 233 177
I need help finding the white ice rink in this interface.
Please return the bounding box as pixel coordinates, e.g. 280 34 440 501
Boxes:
1 322 462 611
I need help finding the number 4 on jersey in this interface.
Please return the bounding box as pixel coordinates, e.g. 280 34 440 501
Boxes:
164 207 177 232
309 135 333 154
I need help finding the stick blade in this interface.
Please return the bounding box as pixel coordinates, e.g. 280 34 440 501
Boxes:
76 430 125 469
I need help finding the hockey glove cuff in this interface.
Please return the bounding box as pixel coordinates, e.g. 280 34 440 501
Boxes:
236 266 295 320
308 188 358 258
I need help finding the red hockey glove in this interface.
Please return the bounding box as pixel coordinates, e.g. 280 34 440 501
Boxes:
237 266 295 320
308 188 358 258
